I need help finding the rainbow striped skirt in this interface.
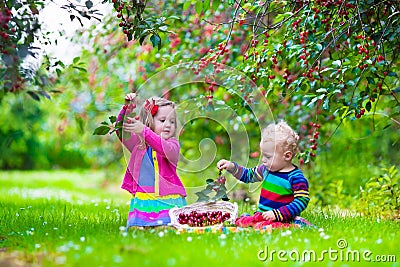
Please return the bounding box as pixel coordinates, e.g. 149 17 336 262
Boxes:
127 192 187 227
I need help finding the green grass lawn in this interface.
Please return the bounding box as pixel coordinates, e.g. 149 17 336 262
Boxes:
0 170 399 267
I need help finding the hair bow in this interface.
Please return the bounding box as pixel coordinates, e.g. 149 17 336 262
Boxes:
144 99 158 116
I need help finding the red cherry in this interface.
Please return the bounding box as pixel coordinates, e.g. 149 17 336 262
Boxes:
135 116 140 120
311 144 317 150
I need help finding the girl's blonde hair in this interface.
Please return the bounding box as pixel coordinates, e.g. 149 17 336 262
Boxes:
137 96 177 149
261 120 299 155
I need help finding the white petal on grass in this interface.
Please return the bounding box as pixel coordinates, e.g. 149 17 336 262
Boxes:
187 236 193 242
158 231 165 238
376 238 383 244
281 230 292 237
7 187 91 203
166 258 177 266
55 256 66 265
80 236 85 242
84 246 94 254
113 255 123 263
35 244 41 249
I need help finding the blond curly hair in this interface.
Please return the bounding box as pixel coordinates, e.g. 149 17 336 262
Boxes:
261 120 299 155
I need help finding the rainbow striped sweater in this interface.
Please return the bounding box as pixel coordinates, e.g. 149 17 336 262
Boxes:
230 163 310 222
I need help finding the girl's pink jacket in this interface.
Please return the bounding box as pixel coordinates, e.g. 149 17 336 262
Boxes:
116 107 186 197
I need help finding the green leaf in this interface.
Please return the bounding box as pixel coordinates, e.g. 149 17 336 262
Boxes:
109 115 116 124
183 1 191 11
195 192 210 202
93 126 110 135
212 0 221 9
73 57 80 64
139 35 147 45
167 15 181 20
213 188 228 200
159 25 168 32
206 179 214 184
29 4 39 14
346 80 355 86
75 115 85 134
27 91 40 101
366 77 375 84
203 0 210 12
150 34 162 50
85 0 93 9
323 98 330 110
17 44 29 58
315 43 323 51
201 188 213 195
221 196 230 201
195 1 203 14
332 60 342 67
365 101 372 112
316 88 327 93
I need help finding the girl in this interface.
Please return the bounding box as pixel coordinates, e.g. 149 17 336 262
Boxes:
116 93 187 228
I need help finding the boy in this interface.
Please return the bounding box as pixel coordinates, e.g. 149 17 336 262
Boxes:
217 120 310 225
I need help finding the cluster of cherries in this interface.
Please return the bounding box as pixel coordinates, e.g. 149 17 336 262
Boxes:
177 210 231 227
0 8 12 45
308 122 321 158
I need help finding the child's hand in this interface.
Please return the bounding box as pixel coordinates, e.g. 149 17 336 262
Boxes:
124 93 137 105
217 159 235 172
262 210 276 222
123 116 144 135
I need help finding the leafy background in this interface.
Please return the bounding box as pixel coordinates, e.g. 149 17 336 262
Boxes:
1 0 399 217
